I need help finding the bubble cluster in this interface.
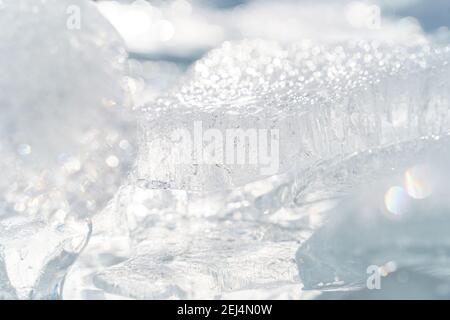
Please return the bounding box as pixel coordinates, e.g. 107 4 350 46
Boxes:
144 40 450 118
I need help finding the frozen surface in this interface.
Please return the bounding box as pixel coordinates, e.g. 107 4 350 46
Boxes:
137 40 450 192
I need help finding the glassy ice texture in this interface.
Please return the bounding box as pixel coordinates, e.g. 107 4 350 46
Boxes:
66 184 307 299
137 40 450 193
0 215 91 299
0 0 133 299
93 214 303 299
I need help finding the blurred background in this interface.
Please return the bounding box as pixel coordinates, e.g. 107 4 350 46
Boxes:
90 0 450 108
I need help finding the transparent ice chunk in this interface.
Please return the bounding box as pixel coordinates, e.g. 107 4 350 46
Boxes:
126 42 450 232
0 215 91 299
137 40 450 193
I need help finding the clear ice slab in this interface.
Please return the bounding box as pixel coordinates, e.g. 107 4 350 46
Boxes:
130 40 450 230
137 40 450 193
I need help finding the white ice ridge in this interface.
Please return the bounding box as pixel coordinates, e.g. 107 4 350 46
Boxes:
137 40 450 193
0 0 134 219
